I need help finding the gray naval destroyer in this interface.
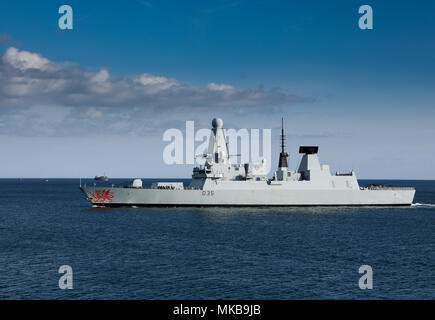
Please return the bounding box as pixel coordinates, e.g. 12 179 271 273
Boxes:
80 118 415 207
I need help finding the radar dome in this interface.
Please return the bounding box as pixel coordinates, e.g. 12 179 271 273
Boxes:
212 118 223 129
132 179 143 188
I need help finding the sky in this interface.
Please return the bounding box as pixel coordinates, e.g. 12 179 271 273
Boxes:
0 0 434 179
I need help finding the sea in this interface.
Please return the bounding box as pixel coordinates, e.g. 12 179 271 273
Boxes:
0 178 433 299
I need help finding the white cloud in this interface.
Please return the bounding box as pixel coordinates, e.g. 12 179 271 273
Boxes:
89 68 110 83
134 73 178 93
207 82 234 91
3 47 55 71
85 107 104 119
87 68 112 94
0 47 311 135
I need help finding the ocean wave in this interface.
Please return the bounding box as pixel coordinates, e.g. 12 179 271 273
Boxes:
412 203 435 208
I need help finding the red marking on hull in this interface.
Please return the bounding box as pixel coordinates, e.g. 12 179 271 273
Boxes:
91 189 114 203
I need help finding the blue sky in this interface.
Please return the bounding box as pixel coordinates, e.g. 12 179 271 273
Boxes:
0 0 434 178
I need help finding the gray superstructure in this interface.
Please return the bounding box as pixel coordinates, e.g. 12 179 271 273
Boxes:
80 118 415 207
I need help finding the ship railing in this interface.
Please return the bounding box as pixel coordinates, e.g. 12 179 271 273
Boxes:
361 186 415 190
85 184 203 190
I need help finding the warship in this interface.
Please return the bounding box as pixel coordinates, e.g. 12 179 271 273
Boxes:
80 118 415 207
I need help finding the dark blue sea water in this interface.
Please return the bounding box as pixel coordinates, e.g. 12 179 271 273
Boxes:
0 178 434 299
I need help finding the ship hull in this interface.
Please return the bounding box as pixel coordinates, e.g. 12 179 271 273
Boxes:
80 186 415 207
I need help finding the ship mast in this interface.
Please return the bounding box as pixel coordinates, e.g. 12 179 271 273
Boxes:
278 118 289 168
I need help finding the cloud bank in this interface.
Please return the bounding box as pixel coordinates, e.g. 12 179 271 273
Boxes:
0 47 310 135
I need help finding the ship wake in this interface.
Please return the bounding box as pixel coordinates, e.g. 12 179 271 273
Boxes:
412 203 435 208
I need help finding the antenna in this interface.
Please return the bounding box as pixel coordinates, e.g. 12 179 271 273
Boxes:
278 117 289 168
225 140 230 160
281 117 285 154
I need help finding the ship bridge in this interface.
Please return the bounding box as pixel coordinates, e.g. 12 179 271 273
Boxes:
189 118 267 189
